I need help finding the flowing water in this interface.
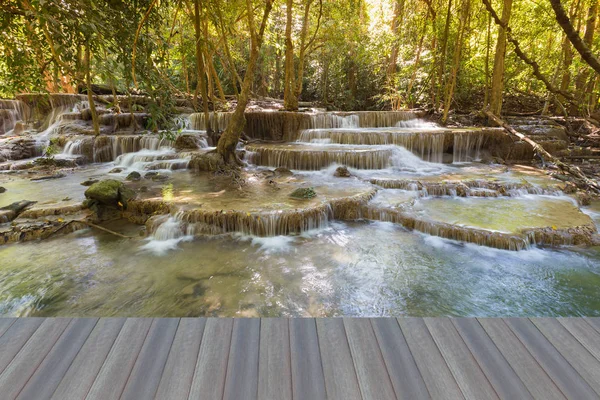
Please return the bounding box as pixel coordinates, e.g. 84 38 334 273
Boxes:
1 107 599 317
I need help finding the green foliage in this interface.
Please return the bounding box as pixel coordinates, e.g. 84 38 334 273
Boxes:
1 0 599 113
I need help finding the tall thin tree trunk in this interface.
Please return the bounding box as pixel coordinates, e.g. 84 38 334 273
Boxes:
435 0 452 110
283 0 298 110
84 43 100 135
194 0 212 135
489 0 512 115
441 0 469 124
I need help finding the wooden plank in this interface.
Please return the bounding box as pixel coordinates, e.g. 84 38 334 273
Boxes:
16 318 98 400
424 317 499 400
0 318 45 375
586 317 600 334
258 319 292 400
344 318 396 400
223 319 261 400
0 318 16 338
398 318 464 399
315 318 361 400
0 318 71 400
188 318 234 400
289 318 326 400
505 318 598 399
371 318 429 399
531 318 600 394
50 318 125 400
85 318 153 400
120 318 180 400
452 318 532 399
478 318 565 400
155 318 206 400
559 318 600 361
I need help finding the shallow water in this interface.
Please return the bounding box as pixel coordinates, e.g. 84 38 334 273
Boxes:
0 220 599 317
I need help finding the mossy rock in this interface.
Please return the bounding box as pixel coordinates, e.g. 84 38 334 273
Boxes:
84 179 135 207
188 152 225 172
289 187 317 199
334 166 351 178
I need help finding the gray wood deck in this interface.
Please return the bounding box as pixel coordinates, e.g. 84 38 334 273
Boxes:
0 318 599 399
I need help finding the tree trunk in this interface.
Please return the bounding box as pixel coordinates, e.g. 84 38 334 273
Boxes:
441 0 469 124
549 0 600 75
283 0 298 110
217 0 274 163
84 43 100 136
387 0 405 84
575 0 598 106
434 0 453 110
194 0 212 136
489 0 512 115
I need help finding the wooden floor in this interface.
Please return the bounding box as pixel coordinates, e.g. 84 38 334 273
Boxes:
0 318 599 399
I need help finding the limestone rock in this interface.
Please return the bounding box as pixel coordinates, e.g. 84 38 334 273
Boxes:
81 179 99 186
126 171 142 181
290 187 317 199
334 166 351 177
274 167 293 176
84 179 135 207
174 134 204 150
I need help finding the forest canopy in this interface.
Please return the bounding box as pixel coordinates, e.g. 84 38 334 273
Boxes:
2 0 600 117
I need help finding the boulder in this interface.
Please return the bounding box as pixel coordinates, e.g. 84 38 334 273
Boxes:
84 179 135 207
0 187 6 193
334 166 351 177
126 171 142 181
174 134 203 150
289 187 317 199
80 179 99 186
274 167 293 176
109 167 124 174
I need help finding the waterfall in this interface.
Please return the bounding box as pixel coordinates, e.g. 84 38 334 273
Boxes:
245 144 395 170
0 100 29 135
92 135 173 162
62 139 86 156
453 132 485 163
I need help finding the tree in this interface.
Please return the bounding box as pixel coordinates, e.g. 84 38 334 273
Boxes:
216 0 274 164
489 0 512 115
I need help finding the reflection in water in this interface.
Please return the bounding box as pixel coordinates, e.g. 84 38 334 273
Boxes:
0 221 599 318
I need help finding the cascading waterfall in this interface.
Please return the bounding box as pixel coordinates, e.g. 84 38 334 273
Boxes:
246 144 395 170
0 100 29 135
297 130 445 163
453 132 485 163
91 135 173 162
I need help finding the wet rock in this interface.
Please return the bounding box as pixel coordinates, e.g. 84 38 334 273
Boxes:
274 167 293 176
0 200 36 223
139 186 149 192
577 191 592 206
334 166 351 178
0 187 6 193
84 179 135 207
188 152 225 172
126 171 142 181
455 183 469 197
33 157 77 168
30 173 66 181
80 179 99 186
151 174 170 182
174 134 203 150
290 187 317 199
144 171 159 178
109 167 124 174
